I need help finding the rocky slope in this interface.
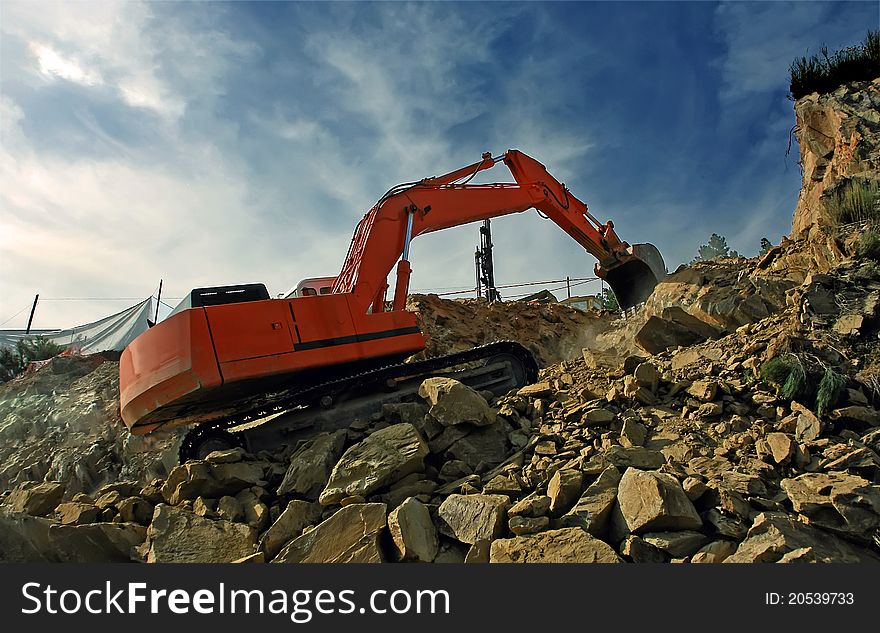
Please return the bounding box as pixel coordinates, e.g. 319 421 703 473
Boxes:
1 227 877 563
791 78 879 236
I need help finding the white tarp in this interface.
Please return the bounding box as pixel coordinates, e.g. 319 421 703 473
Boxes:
0 297 154 353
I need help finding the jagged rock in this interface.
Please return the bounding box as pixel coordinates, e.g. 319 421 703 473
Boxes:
49 522 147 562
793 403 822 442
682 477 708 502
602 446 665 470
636 315 706 354
388 497 439 562
725 512 879 563
236 489 270 531
233 552 265 563
418 377 495 427
0 508 54 561
433 540 468 563
55 502 99 525
548 469 584 517
273 503 387 563
620 419 647 447
509 515 549 535
691 540 737 564
319 423 428 505
5 481 64 517
705 508 749 540
437 494 508 544
277 431 347 499
216 496 244 522
260 500 322 559
584 408 617 425
642 531 708 557
517 381 553 398
831 406 880 425
161 461 264 506
192 496 215 518
560 465 622 537
446 424 511 472
620 535 667 563
662 306 723 340
780 472 880 541
116 497 153 526
95 490 122 510
687 380 718 403
464 539 491 563
490 528 622 563
146 504 257 563
616 468 702 534
766 433 795 463
508 494 551 518
205 448 245 464
633 362 659 393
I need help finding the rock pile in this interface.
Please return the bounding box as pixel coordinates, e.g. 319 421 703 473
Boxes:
3 241 877 562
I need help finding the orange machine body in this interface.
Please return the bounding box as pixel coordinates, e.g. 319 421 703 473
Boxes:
120 293 423 434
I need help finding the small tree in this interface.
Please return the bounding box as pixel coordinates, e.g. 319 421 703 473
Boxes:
599 287 619 311
693 233 740 262
0 336 64 383
759 238 773 255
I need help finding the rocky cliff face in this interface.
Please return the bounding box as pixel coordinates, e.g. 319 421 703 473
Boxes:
791 78 880 236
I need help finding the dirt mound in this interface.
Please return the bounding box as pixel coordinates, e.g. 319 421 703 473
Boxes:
409 293 613 367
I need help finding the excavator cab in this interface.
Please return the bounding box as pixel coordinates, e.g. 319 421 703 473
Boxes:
597 242 666 310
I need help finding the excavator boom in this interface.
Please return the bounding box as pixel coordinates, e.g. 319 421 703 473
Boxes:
333 149 664 312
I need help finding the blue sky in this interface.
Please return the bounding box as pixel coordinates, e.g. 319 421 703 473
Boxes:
0 1 876 328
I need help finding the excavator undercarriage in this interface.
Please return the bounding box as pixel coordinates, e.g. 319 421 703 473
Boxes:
178 341 537 461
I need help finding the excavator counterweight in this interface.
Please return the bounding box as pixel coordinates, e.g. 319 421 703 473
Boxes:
119 149 665 458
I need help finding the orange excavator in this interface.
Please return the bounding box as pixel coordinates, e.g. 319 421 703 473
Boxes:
119 150 665 459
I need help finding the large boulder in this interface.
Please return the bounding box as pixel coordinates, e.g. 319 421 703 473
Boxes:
616 468 702 534
437 494 508 545
5 481 64 517
319 424 428 505
161 461 264 506
725 512 879 563
780 472 880 541
388 497 439 562
490 528 622 563
146 504 257 563
260 500 323 559
277 431 347 498
547 469 584 517
418 377 496 427
48 523 147 562
560 465 622 536
0 508 55 561
273 503 387 563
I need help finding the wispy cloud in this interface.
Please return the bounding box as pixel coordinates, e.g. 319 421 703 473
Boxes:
0 1 875 328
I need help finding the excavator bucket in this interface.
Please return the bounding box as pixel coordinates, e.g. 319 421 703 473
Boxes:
599 242 666 310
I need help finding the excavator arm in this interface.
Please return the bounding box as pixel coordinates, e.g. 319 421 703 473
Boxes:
333 149 665 311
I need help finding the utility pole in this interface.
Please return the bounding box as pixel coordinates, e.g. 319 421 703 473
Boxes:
25 294 39 334
477 219 500 302
566 276 571 299
154 279 163 325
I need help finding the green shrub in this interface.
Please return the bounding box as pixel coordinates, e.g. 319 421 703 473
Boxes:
825 179 880 226
760 355 809 400
857 228 880 261
816 367 847 417
790 30 880 99
0 336 64 383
